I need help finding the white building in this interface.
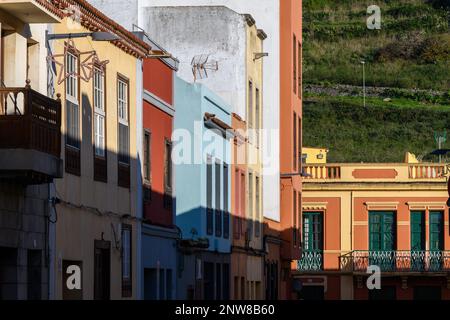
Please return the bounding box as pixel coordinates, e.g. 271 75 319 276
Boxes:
88 0 282 222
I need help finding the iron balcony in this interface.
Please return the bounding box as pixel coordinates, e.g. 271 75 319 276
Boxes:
340 250 450 273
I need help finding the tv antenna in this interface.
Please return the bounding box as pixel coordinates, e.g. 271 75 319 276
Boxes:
191 54 218 82
434 130 447 163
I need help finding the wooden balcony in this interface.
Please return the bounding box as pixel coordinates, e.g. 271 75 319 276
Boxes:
0 83 62 184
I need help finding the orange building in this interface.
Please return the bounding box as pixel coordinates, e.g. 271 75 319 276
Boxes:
277 0 303 300
295 156 450 300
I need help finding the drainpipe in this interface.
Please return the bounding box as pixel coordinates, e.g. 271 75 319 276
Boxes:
48 182 56 300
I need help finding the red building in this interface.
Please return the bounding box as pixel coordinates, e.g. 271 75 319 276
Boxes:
137 32 180 300
142 46 178 225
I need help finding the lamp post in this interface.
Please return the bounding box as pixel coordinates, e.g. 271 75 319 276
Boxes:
45 31 120 43
361 60 366 108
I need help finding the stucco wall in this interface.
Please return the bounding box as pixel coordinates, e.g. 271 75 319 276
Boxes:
52 17 139 300
86 0 282 222
174 77 231 253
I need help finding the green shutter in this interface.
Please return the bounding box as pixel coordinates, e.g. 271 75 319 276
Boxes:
429 211 443 251
411 211 425 251
303 212 323 252
369 212 395 251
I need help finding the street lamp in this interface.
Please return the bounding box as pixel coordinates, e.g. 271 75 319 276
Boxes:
46 31 120 43
361 60 366 108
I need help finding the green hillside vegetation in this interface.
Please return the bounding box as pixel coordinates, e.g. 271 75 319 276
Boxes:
303 0 450 162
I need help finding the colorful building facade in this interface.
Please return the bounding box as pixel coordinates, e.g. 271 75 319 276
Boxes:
135 6 267 300
0 0 62 299
174 77 232 300
50 0 149 299
296 156 450 300
136 31 180 300
277 0 303 300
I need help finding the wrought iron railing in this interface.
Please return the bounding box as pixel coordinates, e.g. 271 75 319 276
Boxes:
297 251 323 271
340 250 450 273
0 83 61 157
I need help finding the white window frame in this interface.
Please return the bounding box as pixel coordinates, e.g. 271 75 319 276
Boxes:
66 51 78 104
94 67 106 157
118 78 128 125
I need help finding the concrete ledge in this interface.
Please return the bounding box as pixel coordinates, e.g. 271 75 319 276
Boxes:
0 149 62 180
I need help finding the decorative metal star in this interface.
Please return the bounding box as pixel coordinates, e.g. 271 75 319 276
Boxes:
47 39 110 85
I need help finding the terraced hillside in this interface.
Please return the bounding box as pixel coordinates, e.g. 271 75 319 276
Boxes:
303 0 450 163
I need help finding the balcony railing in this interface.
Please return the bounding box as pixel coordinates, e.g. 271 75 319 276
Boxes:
0 84 61 157
303 165 341 179
297 251 323 271
303 164 446 181
408 165 445 179
340 250 450 273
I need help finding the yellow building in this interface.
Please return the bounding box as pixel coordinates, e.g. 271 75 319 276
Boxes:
50 0 149 299
302 147 329 164
244 15 266 300
231 14 266 300
296 149 450 300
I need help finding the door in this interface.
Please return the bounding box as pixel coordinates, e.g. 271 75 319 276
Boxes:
203 262 214 300
414 286 441 300
369 212 395 270
429 211 444 271
299 285 325 301
94 240 110 300
410 211 425 271
302 212 323 270
369 286 396 300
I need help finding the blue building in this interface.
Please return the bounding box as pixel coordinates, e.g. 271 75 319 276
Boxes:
173 77 232 300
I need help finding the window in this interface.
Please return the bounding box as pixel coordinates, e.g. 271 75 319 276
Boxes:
298 116 302 173
164 139 173 209
411 211 425 271
369 211 395 251
240 172 246 237
143 131 151 203
293 191 297 245
234 169 241 239
117 77 129 165
248 172 253 237
223 163 229 239
166 269 172 300
255 87 260 147
66 51 78 103
248 81 253 128
118 78 128 123
66 50 80 149
121 224 132 297
411 211 425 251
303 212 323 253
293 34 297 94
293 112 297 171
215 160 222 237
298 192 302 246
222 263 230 300
429 211 443 251
255 176 260 237
298 41 302 98
143 131 151 183
94 67 106 157
206 156 213 235
216 263 222 299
